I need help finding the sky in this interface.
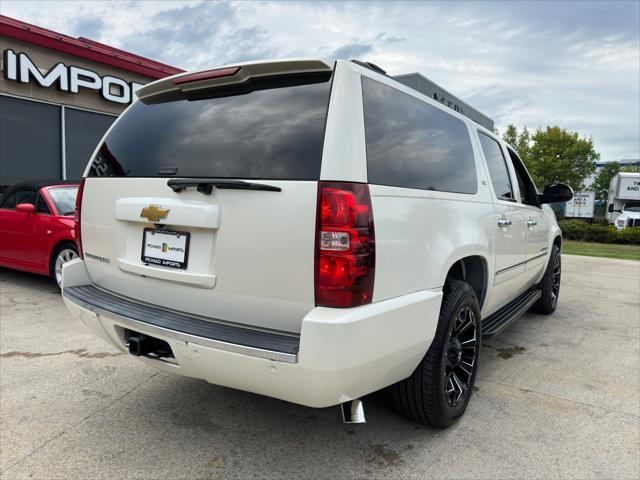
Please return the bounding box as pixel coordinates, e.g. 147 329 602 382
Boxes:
2 0 639 161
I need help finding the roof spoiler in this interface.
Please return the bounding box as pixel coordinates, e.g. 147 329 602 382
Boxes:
136 59 334 101
350 60 387 75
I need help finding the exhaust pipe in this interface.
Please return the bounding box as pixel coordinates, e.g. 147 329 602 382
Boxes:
340 399 366 424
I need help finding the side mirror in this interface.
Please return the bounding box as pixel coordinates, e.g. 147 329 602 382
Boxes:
540 183 573 204
16 203 36 215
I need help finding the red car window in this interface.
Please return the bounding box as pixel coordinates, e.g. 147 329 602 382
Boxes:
36 193 51 215
1 189 36 209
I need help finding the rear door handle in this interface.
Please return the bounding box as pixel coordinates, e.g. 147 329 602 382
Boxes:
527 219 538 227
498 218 512 227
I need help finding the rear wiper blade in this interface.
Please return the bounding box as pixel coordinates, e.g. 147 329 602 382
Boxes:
167 178 281 195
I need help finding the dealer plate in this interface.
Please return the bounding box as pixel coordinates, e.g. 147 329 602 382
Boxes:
141 229 190 270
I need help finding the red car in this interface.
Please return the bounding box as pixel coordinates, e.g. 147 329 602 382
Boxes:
0 180 79 286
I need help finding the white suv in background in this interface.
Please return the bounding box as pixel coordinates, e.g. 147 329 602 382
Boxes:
614 200 640 230
62 59 572 427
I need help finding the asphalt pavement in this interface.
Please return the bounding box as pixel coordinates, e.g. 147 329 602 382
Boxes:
1 254 638 479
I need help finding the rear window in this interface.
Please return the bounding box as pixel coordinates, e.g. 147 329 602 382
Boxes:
362 77 477 194
88 73 333 179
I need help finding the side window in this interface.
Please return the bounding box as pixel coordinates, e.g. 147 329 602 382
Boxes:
15 189 37 206
507 148 539 206
515 169 527 203
478 132 514 201
362 77 478 194
36 193 51 215
1 191 17 209
1 189 36 209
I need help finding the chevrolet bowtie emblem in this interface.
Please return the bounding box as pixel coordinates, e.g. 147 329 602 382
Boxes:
140 205 170 222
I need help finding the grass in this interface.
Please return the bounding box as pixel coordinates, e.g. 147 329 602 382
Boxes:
563 240 640 261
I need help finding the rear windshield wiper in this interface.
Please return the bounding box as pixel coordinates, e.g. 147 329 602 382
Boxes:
167 178 281 195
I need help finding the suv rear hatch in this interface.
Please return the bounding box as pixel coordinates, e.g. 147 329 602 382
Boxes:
78 60 334 334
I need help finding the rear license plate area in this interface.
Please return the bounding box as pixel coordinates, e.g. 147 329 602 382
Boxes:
141 228 190 269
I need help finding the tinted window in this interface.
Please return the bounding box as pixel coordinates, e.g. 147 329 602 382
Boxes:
36 193 51 214
362 77 477 194
88 73 333 179
478 133 513 200
507 148 538 206
515 169 527 203
16 189 37 206
1 189 36 209
1 191 17 209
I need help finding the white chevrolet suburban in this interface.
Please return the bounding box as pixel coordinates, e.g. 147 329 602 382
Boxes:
61 59 573 427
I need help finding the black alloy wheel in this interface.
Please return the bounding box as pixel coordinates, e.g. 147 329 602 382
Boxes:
530 244 561 315
444 305 478 407
551 253 561 308
391 279 481 427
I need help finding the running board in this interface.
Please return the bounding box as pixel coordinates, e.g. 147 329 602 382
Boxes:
482 288 541 336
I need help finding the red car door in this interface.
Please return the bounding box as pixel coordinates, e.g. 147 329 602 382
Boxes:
0 188 51 273
30 192 60 270
0 188 38 268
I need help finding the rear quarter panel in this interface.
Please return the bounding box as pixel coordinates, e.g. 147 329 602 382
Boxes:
369 184 496 316
327 62 497 314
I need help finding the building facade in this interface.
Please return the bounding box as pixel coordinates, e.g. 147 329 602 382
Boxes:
0 15 183 186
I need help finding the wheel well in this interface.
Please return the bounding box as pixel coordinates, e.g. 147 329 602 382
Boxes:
553 236 562 248
49 240 77 271
445 256 487 308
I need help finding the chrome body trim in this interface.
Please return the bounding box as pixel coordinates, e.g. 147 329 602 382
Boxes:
495 251 548 276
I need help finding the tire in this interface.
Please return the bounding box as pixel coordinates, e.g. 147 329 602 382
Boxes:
391 279 481 428
50 242 78 288
530 244 561 315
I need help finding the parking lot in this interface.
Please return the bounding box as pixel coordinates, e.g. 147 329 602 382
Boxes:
1 254 638 479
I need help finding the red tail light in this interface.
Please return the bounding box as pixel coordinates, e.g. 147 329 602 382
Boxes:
315 182 375 308
74 178 85 258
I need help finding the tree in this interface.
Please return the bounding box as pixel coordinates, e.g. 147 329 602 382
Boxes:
591 163 640 200
500 125 599 190
527 127 599 191
591 161 620 200
502 124 531 165
502 124 518 147
516 127 531 164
